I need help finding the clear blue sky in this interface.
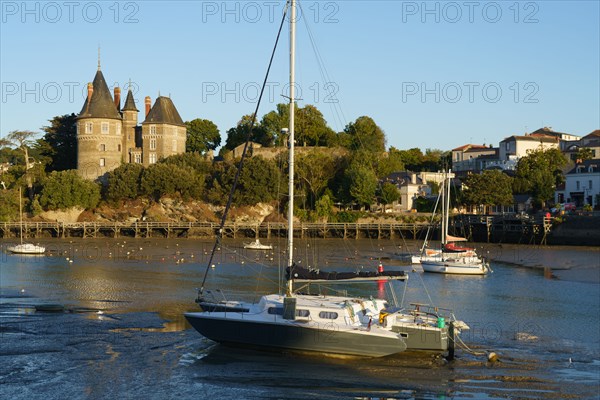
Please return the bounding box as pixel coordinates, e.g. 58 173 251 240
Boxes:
1 0 598 151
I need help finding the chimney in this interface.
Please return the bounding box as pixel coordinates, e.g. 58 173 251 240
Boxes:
145 96 151 117
421 174 427 185
411 173 417 185
114 87 121 110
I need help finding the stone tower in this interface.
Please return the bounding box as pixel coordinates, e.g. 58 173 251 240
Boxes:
141 96 187 166
76 67 123 180
121 88 139 163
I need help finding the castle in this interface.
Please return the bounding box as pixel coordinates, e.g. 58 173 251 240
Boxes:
76 63 186 180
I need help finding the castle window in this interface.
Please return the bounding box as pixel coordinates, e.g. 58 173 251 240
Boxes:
135 154 141 163
99 158 105 167
149 153 157 164
118 144 122 152
85 122 93 133
172 140 177 152
116 124 121 135
150 125 156 134
100 144 106 152
150 139 156 150
101 122 109 134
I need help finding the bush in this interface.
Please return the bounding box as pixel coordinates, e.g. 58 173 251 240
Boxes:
104 163 144 202
140 163 204 201
39 170 101 210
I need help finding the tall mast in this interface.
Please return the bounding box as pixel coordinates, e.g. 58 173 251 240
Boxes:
19 187 23 245
444 169 452 245
286 0 296 296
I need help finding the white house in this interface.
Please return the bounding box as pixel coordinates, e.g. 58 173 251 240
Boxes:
555 160 600 208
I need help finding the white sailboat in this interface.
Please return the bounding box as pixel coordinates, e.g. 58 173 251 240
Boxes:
243 239 273 250
420 171 489 275
185 0 467 357
7 188 45 255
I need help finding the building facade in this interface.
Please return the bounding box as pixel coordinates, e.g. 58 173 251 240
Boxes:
76 65 185 180
555 160 600 208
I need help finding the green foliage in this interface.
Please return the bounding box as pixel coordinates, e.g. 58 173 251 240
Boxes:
0 189 20 222
513 147 567 207
575 147 594 162
394 148 423 171
30 196 43 216
377 149 405 178
333 211 361 223
378 182 400 208
185 118 221 153
315 194 334 221
260 104 289 147
343 116 386 153
223 114 269 151
105 163 144 202
38 114 78 171
206 157 281 206
295 105 336 146
295 151 338 208
235 157 281 205
347 163 378 207
160 152 212 173
414 196 434 213
39 170 101 210
140 163 204 201
463 170 514 206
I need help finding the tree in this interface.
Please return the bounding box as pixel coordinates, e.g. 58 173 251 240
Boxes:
376 148 405 178
575 147 594 162
140 163 204 201
395 148 424 171
223 114 268 151
378 182 400 212
39 170 101 210
235 157 281 205
260 103 289 146
347 163 378 208
463 170 513 211
343 116 386 153
315 193 334 221
296 104 336 146
0 188 20 222
185 118 221 154
104 163 144 202
39 114 78 171
513 147 567 208
6 130 39 197
295 151 337 209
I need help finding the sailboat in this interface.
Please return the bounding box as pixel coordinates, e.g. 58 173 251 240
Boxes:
243 239 273 250
185 0 467 357
7 188 45 255
420 171 489 275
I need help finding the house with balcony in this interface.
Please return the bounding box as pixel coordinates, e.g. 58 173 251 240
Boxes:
555 160 600 208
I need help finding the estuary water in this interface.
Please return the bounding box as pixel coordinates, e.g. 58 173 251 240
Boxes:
0 238 599 399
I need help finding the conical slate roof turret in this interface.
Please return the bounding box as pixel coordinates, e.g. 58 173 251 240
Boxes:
122 89 138 112
142 96 185 126
78 69 121 120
